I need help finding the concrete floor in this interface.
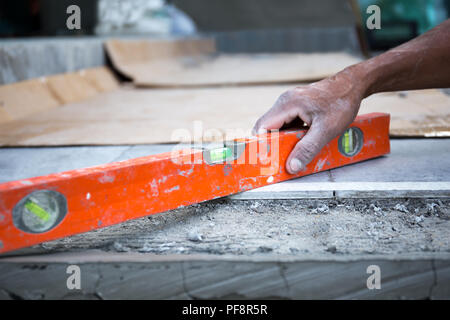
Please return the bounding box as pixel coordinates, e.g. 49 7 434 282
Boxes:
1 139 449 299
1 251 449 299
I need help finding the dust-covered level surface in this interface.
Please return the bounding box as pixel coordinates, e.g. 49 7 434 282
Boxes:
37 198 450 257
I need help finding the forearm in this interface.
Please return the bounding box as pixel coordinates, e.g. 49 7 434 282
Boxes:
346 19 450 98
254 19 450 173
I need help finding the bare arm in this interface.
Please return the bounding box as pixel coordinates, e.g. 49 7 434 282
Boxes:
253 19 450 174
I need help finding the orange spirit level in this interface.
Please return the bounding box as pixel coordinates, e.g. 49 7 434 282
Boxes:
0 113 390 254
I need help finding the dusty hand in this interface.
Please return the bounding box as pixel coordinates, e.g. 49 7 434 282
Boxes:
253 68 366 174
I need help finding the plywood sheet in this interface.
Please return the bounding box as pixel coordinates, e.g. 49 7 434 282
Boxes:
0 86 449 146
106 39 362 87
46 73 100 105
0 67 120 124
0 78 60 124
46 67 120 104
360 90 450 137
82 67 122 93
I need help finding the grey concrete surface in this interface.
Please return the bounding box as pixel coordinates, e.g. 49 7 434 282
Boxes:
331 139 450 182
231 182 450 199
28 198 450 256
0 38 105 85
0 251 449 299
0 144 182 183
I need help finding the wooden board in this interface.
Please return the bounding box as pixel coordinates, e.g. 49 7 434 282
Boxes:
0 67 119 125
105 39 362 87
0 78 60 124
360 90 450 137
0 85 449 146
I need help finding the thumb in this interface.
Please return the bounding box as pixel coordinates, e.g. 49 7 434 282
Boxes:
286 123 328 174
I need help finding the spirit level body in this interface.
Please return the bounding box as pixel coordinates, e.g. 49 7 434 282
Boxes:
0 113 390 254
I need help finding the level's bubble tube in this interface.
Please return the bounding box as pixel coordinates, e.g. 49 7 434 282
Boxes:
25 199 51 222
209 147 233 163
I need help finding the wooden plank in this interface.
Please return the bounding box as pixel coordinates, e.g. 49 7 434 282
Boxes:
0 86 448 146
105 38 362 87
0 67 119 125
0 78 60 124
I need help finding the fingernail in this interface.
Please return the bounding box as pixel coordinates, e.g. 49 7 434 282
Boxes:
290 158 303 173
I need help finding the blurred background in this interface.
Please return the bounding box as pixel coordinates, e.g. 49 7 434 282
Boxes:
1 0 449 53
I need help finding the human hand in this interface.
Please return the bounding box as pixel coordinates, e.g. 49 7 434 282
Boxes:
253 68 367 174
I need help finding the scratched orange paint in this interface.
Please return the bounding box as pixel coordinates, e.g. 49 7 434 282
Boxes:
0 113 390 253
